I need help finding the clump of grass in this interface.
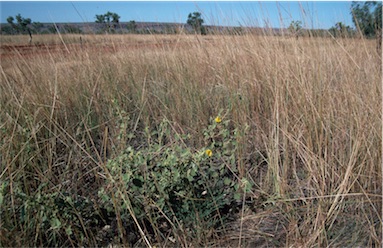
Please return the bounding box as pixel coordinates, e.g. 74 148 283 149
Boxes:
0 29 381 247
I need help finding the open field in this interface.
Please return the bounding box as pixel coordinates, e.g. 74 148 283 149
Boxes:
0 33 382 247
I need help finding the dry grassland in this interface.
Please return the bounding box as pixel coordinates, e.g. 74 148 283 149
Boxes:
0 33 381 247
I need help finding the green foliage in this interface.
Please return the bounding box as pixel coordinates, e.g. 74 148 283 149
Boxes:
95 11 120 24
1 25 16 35
95 14 105 23
329 22 354 37
98 115 250 239
95 11 121 33
288 20 302 38
351 1 382 38
187 12 206 35
5 14 32 35
6 16 14 24
1 182 101 246
15 13 32 27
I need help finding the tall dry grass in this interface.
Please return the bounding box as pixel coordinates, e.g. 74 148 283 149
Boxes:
0 31 381 247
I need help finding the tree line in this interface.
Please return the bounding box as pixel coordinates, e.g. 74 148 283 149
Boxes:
2 2 382 39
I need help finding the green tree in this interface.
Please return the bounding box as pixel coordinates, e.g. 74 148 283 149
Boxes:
110 12 120 31
351 1 382 38
7 14 31 32
95 11 120 33
6 14 32 42
111 13 120 24
288 20 302 39
95 14 105 23
6 16 14 25
187 12 206 35
4 16 16 34
15 14 31 26
329 22 354 38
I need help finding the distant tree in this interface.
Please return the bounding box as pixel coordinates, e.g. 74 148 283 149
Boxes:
111 12 120 31
95 14 105 23
3 16 16 34
127 20 137 33
6 14 33 43
104 12 113 32
111 13 120 24
288 20 302 39
187 12 206 35
7 16 14 25
15 14 31 25
15 14 32 36
95 11 120 33
329 22 354 38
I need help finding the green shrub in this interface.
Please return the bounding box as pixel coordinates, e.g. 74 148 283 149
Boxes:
0 181 102 246
98 115 252 242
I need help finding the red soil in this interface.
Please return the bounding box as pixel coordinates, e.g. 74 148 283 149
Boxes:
0 40 186 60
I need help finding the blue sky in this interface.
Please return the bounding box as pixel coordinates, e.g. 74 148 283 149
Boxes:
1 1 354 29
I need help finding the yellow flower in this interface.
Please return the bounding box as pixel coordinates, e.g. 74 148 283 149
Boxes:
215 116 222 123
205 149 213 157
